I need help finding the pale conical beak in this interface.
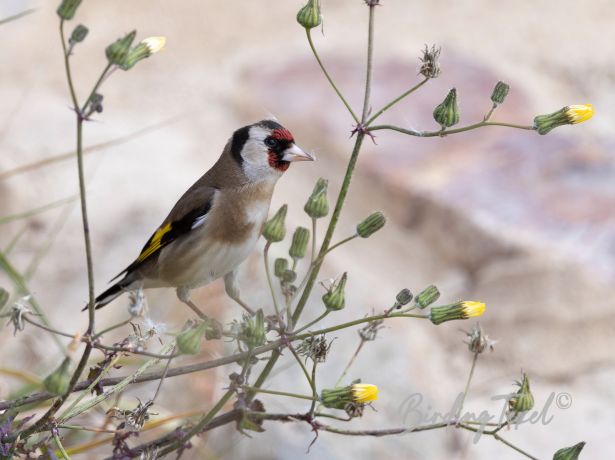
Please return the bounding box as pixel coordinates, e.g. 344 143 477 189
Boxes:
282 144 315 162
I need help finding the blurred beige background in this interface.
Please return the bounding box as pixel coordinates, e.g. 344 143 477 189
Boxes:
1 0 614 459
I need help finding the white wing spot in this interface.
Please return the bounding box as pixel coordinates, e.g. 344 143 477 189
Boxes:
191 214 208 229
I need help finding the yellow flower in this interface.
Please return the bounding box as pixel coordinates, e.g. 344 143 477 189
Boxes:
565 104 594 124
461 301 486 319
141 36 166 55
351 383 379 403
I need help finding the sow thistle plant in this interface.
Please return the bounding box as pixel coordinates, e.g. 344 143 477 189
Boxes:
0 0 592 458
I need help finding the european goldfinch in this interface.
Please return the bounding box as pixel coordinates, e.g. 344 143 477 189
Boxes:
92 120 314 316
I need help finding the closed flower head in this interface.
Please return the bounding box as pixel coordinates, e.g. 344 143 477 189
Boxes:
430 300 486 325
534 104 594 135
351 383 379 403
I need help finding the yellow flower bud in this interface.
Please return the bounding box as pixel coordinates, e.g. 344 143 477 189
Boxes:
430 300 485 325
534 104 594 135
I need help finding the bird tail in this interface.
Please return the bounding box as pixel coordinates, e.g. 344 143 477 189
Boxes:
83 275 135 311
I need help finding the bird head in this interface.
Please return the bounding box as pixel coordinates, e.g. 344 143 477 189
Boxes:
230 120 314 181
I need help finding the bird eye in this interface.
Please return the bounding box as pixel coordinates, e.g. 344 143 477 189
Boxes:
265 138 277 148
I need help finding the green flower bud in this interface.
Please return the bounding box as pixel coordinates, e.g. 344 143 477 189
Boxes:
490 81 510 105
241 309 266 349
69 24 88 44
553 442 586 460
289 227 310 260
105 30 136 67
321 383 379 409
509 372 534 414
274 258 289 278
356 211 386 238
43 357 72 395
534 104 594 135
433 88 460 129
297 0 322 30
263 204 287 243
57 0 82 20
304 178 329 219
282 269 297 284
415 285 440 309
0 287 8 308
395 288 413 307
322 273 347 311
429 301 485 325
120 37 166 71
176 320 208 354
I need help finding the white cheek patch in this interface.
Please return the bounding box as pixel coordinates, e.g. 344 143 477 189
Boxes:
241 126 283 181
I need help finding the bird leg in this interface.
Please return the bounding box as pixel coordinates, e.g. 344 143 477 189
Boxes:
224 271 255 316
176 287 208 320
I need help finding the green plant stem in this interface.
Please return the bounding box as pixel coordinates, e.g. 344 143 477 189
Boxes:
0 8 36 26
23 317 75 338
306 29 359 124
81 63 113 114
1 311 427 413
52 430 72 460
58 355 120 423
250 5 377 406
483 103 497 121
287 345 316 397
457 351 479 418
0 251 66 352
365 77 429 126
242 386 316 401
0 196 77 225
293 310 329 334
369 120 535 137
460 423 537 459
263 242 282 320
335 338 366 387
322 234 357 258
157 386 234 456
360 5 376 123
92 318 133 340
59 20 78 110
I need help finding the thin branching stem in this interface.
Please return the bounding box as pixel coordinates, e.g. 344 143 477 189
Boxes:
365 77 429 126
306 29 359 124
369 121 535 137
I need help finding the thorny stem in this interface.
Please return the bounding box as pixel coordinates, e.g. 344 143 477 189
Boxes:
365 77 429 126
368 120 535 137
306 29 359 124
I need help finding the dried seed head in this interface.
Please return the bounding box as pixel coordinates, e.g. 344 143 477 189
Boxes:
465 323 496 354
419 44 441 79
